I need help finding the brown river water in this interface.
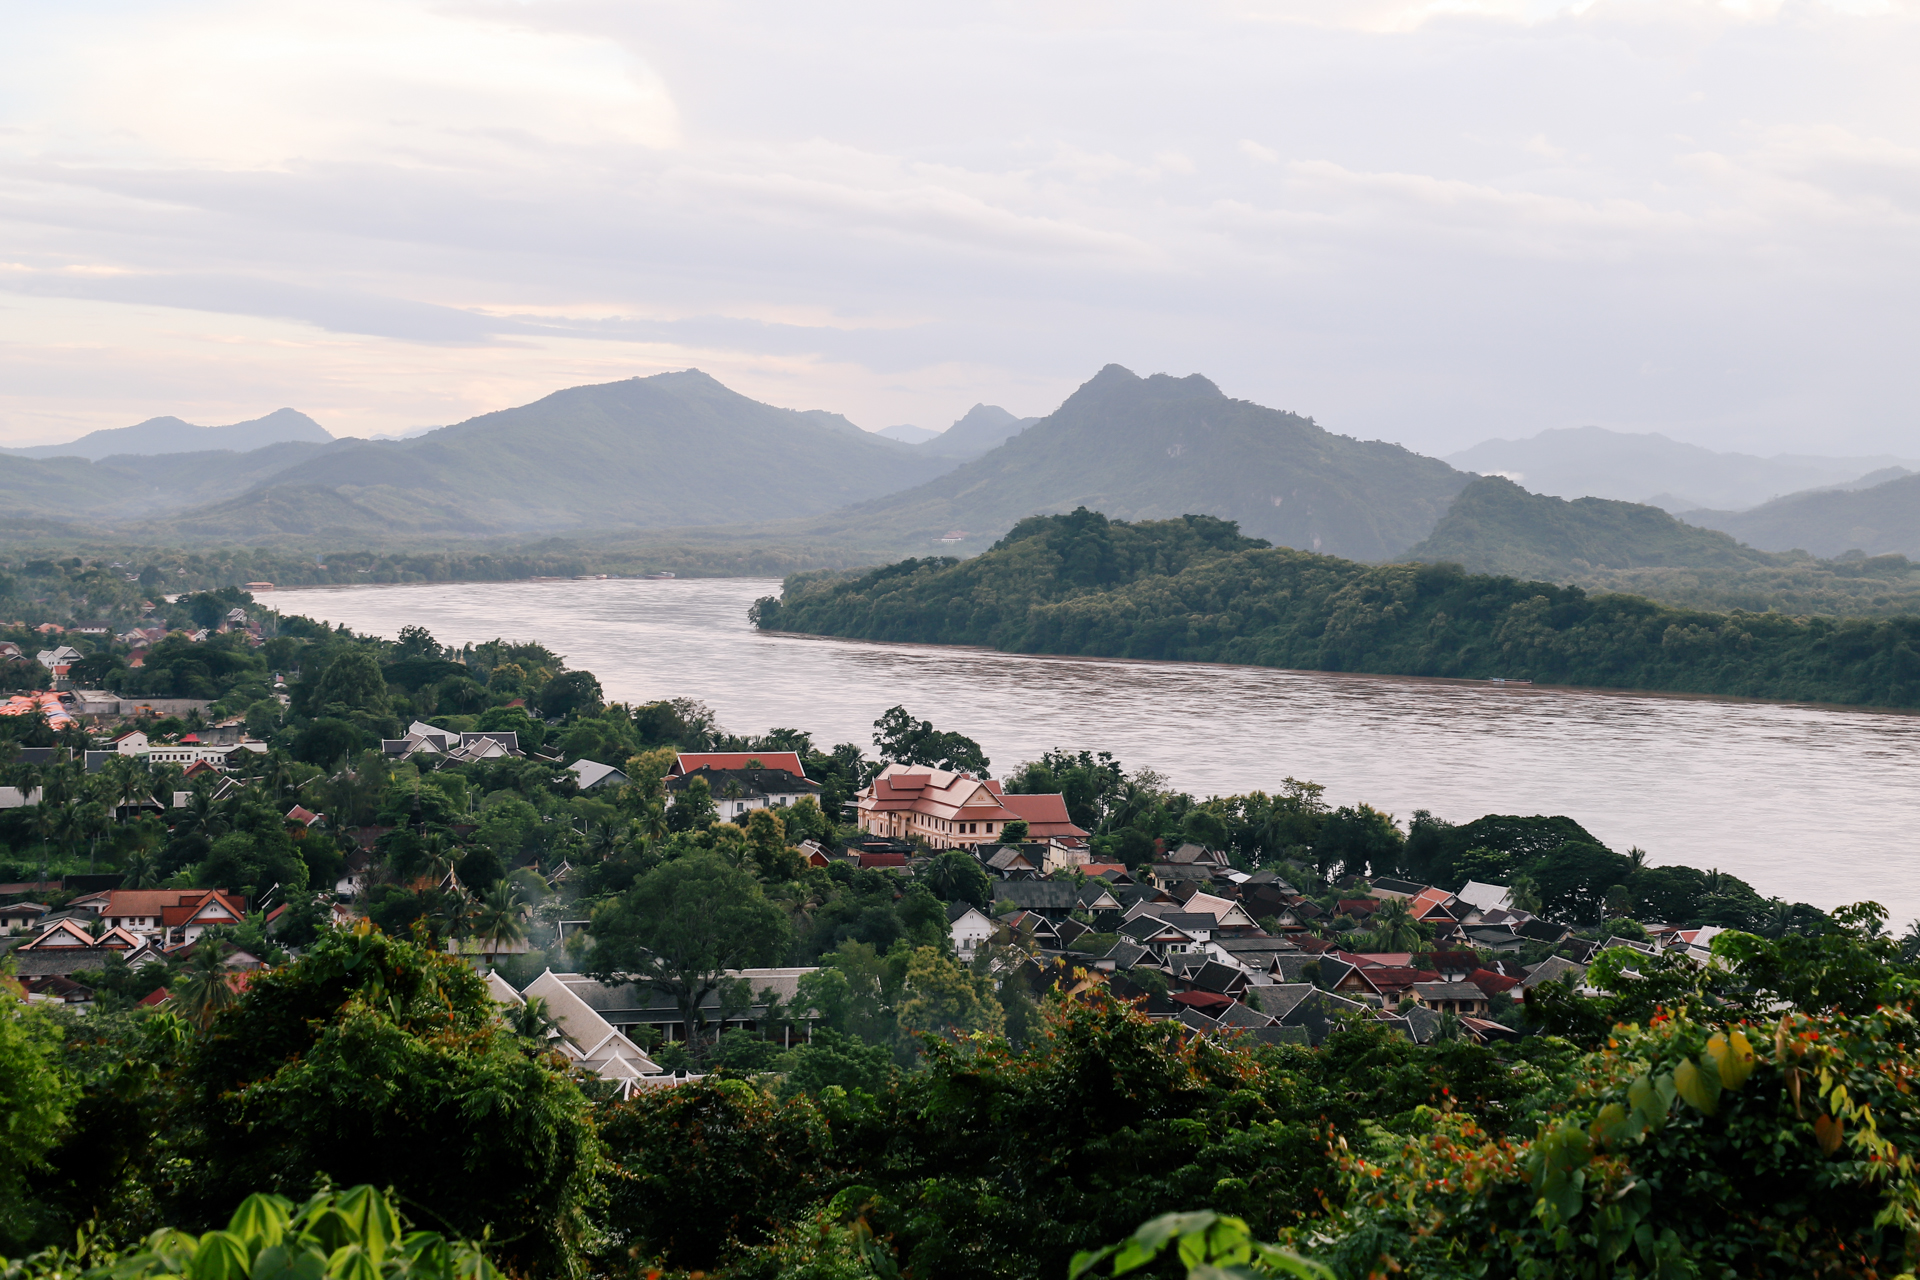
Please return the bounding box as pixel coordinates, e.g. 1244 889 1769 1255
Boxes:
272 576 1920 924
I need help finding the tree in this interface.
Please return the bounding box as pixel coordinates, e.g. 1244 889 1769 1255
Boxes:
537 669 603 720
312 647 392 725
1310 804 1403 881
291 717 364 767
872 705 990 775
183 924 598 1276
597 1077 838 1272
172 941 239 1030
896 947 1005 1043
395 624 441 659
471 880 528 953
923 850 992 909
0 985 74 1248
585 854 791 1052
999 819 1030 844
1369 896 1423 951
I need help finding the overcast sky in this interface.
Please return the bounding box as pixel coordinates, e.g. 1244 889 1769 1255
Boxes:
2 0 1917 456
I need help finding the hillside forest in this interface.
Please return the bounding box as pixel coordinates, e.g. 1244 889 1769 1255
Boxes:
1 604 1911 1279
756 507 1920 708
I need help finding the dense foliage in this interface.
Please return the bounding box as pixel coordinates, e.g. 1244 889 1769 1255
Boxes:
757 507 1920 707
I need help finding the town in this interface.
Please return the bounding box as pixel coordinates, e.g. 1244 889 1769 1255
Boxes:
0 598 1902 1278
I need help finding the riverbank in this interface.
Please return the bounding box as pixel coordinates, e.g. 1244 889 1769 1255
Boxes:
272 576 1920 922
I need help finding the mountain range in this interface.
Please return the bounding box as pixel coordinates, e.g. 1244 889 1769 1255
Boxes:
3 408 332 460
786 365 1470 561
1680 471 1920 559
1446 426 1917 512
3 368 1917 588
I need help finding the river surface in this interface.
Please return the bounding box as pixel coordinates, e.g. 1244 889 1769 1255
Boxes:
271 577 1920 923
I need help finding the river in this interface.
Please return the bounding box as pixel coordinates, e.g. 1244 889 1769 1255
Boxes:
270 576 1920 924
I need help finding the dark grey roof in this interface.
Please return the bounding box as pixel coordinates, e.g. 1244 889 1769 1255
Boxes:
1099 940 1152 969
1369 877 1428 896
1268 954 1323 983
1521 955 1589 988
1216 936 1302 957
1186 960 1251 995
1517 917 1572 943
1120 915 1194 943
1178 1007 1220 1033
1245 983 1317 1019
946 901 988 924
1214 999 1277 1029
991 882 1086 910
1279 990 1374 1046
1156 912 1217 932
1401 1005 1444 1044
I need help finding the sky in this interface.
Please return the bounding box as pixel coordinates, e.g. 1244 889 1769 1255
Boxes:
1 0 1917 456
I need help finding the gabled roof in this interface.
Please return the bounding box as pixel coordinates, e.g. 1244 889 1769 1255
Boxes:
1184 960 1251 995
1521 954 1589 988
673 751 807 779
1119 915 1196 944
567 759 629 790
1469 968 1522 997
1453 880 1514 913
1246 983 1317 1019
1214 999 1278 1030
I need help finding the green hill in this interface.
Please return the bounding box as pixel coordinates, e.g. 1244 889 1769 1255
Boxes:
1685 472 1920 558
789 364 1471 561
1403 476 1920 618
756 508 1920 708
1404 476 1782 577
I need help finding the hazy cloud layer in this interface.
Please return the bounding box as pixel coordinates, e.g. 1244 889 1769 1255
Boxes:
1 0 1916 452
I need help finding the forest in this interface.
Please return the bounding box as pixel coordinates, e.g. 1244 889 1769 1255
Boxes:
0 601 1909 1279
755 507 1920 708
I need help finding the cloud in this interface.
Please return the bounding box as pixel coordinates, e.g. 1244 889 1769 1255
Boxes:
0 0 1918 452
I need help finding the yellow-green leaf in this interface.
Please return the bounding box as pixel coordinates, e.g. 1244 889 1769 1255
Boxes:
228 1196 293 1251
1716 1029 1756 1090
189 1232 253 1280
1674 1057 1720 1115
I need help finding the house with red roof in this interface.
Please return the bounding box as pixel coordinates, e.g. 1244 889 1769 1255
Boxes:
853 763 1086 850
670 751 808 779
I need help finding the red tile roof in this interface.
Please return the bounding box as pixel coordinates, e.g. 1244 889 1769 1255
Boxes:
672 751 807 779
1170 990 1236 1011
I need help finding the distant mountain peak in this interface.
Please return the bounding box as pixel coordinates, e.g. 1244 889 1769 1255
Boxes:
4 408 332 461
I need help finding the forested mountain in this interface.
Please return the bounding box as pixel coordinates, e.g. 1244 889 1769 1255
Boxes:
1446 425 1914 511
1401 475 1920 617
1683 471 1920 558
0 372 956 539
4 408 331 460
1405 476 1782 577
794 365 1471 560
756 507 1920 707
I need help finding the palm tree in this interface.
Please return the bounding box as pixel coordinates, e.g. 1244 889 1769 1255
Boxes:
173 942 238 1031
122 846 160 890
471 880 527 955
509 994 563 1042
1371 897 1423 952
1508 874 1544 916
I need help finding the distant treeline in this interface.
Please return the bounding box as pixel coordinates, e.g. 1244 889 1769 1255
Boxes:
754 508 1920 708
0 539 873 625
